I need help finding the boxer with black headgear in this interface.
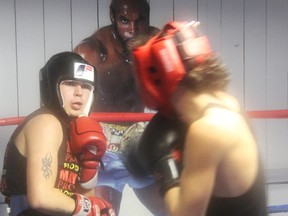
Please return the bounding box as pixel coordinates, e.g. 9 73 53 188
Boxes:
125 21 268 216
0 52 115 216
40 52 95 119
74 1 168 215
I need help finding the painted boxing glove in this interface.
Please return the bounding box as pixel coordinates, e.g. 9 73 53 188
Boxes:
72 193 115 216
123 112 187 196
120 122 148 178
70 117 107 189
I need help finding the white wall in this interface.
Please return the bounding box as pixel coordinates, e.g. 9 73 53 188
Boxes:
0 0 288 215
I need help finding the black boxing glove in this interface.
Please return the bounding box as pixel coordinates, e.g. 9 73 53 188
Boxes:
123 112 187 196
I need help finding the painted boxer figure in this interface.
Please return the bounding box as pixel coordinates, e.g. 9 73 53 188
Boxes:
0 52 115 216
74 0 167 215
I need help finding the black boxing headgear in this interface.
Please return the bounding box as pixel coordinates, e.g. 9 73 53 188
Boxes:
132 21 212 114
40 52 96 118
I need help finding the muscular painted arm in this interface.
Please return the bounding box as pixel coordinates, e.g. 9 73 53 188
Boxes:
22 114 76 215
74 36 105 67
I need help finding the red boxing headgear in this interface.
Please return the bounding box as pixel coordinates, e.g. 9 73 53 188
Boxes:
132 21 212 114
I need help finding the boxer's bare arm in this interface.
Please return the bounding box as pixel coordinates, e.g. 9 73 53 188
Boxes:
164 122 223 216
17 114 75 215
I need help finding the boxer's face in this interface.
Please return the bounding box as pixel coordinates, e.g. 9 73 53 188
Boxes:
113 0 150 45
59 80 94 117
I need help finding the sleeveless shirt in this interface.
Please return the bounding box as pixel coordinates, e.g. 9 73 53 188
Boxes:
0 108 81 215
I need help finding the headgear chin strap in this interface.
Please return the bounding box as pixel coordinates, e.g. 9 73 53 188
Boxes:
133 21 212 114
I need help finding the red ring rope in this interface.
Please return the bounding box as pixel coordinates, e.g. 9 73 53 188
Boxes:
90 112 155 122
246 110 288 119
0 113 155 126
0 110 287 126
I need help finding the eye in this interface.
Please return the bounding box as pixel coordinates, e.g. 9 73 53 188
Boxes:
81 83 94 91
61 80 94 91
64 81 77 87
120 16 128 24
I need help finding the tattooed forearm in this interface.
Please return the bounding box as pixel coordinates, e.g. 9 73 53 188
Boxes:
42 153 52 179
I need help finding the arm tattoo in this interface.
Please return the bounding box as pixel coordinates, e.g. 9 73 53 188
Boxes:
42 153 52 179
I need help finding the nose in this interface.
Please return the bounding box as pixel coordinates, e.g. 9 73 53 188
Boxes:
74 84 83 96
129 22 136 34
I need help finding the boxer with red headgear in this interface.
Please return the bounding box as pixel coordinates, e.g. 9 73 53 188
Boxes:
132 21 212 114
126 21 268 216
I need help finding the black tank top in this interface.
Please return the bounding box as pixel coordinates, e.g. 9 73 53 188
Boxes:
206 165 267 216
0 108 81 215
203 103 268 215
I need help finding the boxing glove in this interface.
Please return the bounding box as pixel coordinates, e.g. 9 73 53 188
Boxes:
123 112 187 196
72 193 115 216
70 117 107 189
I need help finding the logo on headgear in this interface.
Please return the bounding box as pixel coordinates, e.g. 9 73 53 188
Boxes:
74 63 94 82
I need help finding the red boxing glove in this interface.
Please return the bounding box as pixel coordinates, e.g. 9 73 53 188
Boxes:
72 193 115 216
70 117 107 189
